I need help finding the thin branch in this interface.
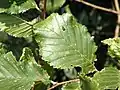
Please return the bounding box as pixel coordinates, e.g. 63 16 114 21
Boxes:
114 0 120 38
47 79 80 90
75 0 120 15
114 0 120 11
43 0 47 19
40 0 47 19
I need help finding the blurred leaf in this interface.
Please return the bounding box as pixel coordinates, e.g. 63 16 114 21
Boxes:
46 0 65 12
102 38 120 59
80 76 99 90
64 68 78 79
34 13 97 74
0 31 8 42
0 0 10 8
0 43 7 56
0 0 37 14
9 0 28 5
0 13 23 27
0 47 50 90
93 67 120 90
62 81 81 90
34 82 47 90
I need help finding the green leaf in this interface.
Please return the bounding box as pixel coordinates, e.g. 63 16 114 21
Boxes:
4 22 34 37
93 67 120 90
0 13 34 37
0 0 37 14
0 13 23 27
102 38 120 59
80 76 99 90
34 13 97 73
0 0 10 9
0 47 50 90
0 43 7 56
46 0 65 12
0 31 8 42
62 81 81 90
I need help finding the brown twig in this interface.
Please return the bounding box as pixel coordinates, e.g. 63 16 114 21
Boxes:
114 0 120 38
40 0 47 19
47 79 80 90
75 0 120 15
43 0 47 19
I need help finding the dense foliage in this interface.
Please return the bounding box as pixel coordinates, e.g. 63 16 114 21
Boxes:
0 0 120 90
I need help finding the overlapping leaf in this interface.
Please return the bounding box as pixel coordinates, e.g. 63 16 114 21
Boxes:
4 22 34 37
80 76 99 90
0 13 34 37
46 0 65 12
0 0 36 14
0 31 8 42
93 67 120 90
34 13 97 73
62 75 99 90
0 47 50 90
62 81 81 90
0 43 7 56
102 38 120 59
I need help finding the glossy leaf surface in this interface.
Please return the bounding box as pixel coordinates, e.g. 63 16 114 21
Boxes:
34 13 97 73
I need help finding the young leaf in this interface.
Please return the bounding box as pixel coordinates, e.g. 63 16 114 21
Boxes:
34 13 97 73
102 38 120 59
0 47 50 90
62 81 81 90
93 67 120 90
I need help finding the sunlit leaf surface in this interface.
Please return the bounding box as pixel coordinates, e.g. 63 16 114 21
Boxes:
34 13 97 73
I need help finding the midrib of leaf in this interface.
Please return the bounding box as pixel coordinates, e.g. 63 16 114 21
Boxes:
42 15 88 58
56 16 94 66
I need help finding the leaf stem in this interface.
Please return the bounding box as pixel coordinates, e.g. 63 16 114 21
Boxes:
47 79 80 90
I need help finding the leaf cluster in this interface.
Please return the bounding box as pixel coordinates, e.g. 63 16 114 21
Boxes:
0 0 120 90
